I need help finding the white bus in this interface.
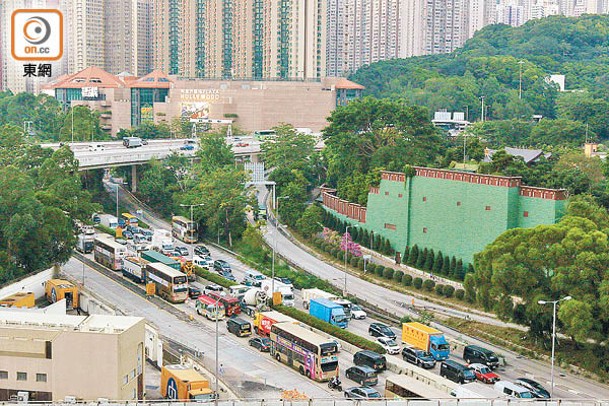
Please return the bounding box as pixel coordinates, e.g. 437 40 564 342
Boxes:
146 262 189 303
94 236 128 271
172 215 197 244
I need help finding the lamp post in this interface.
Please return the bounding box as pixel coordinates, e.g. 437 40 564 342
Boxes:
343 224 358 296
272 196 289 302
179 203 204 260
212 296 222 405
518 60 525 100
538 295 572 398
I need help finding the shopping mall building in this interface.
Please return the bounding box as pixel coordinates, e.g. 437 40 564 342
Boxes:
43 67 364 136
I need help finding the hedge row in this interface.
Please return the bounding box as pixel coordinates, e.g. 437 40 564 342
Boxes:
275 304 387 355
194 266 237 288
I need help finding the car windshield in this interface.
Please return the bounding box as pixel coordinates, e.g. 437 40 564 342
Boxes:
352 305 362 311
380 326 393 334
384 339 398 346
519 392 534 399
464 369 476 379
367 392 381 398
479 366 491 373
261 338 271 345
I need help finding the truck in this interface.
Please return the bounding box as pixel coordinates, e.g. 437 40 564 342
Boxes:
240 288 269 317
122 256 149 283
333 298 353 318
150 229 174 255
161 364 216 401
141 250 181 271
76 233 95 254
253 310 298 336
259 279 295 307
0 291 35 308
402 322 450 361
169 255 195 281
301 288 340 309
45 279 79 309
309 297 349 329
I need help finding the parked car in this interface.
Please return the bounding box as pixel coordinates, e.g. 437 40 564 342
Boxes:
368 322 396 339
173 246 189 256
194 245 210 256
204 284 224 296
468 363 500 384
344 387 382 400
377 337 401 355
514 378 550 398
248 337 271 352
214 259 232 273
180 144 195 151
401 347 436 369
350 304 367 319
345 366 378 386
188 286 202 299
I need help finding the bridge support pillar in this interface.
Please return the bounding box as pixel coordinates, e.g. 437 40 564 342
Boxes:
249 153 259 163
131 165 137 192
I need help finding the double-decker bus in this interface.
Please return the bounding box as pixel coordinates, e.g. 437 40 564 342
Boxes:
121 212 139 228
94 236 128 271
195 294 225 321
207 291 241 317
146 262 188 303
269 322 339 382
172 216 197 244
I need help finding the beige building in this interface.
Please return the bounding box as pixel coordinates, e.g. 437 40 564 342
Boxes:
0 311 145 402
153 0 326 80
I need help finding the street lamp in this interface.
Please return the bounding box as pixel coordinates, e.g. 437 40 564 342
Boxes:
179 203 204 261
518 60 525 100
212 296 222 405
538 295 572 398
115 182 128 221
272 196 289 303
343 224 358 296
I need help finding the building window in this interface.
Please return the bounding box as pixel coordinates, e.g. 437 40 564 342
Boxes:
523 211 529 217
485 206 491 211
457 201 461 206
0 371 7 379
123 375 129 385
36 373 47 382
422 197 427 202
384 223 396 230
423 227 428 233
17 372 27 381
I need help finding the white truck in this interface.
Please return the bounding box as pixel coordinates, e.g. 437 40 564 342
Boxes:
241 288 269 317
301 288 340 309
76 233 95 254
150 229 174 255
259 279 295 307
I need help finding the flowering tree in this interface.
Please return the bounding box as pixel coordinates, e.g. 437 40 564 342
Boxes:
341 231 362 257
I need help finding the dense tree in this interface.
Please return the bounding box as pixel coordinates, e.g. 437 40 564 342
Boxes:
58 106 105 142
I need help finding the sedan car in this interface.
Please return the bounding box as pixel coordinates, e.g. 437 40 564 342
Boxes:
344 387 382 400
248 337 271 352
377 337 401 355
194 245 210 256
368 322 397 340
514 378 550 398
402 347 436 369
188 286 202 299
174 246 189 256
351 304 367 320
469 363 500 384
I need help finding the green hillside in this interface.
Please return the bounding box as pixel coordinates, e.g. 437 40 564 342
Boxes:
350 15 609 123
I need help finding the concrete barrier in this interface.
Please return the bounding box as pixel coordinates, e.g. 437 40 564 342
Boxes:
0 267 54 300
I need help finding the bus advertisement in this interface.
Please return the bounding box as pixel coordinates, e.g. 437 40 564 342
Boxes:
172 215 197 244
206 291 241 317
94 236 128 271
269 322 339 382
146 262 189 303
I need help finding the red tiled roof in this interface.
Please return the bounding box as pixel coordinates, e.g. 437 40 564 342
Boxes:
128 70 173 88
332 78 365 90
44 66 125 89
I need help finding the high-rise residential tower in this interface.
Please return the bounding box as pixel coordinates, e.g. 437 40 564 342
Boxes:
153 0 326 80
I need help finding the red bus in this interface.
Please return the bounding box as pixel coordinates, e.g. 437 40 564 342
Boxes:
207 291 241 316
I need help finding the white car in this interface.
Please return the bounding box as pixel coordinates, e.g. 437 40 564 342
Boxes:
351 304 367 319
193 255 213 270
377 337 401 354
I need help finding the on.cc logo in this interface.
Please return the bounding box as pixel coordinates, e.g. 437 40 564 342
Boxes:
23 16 52 45
11 9 63 61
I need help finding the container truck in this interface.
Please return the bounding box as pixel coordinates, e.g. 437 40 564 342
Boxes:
122 256 149 283
76 233 95 254
253 310 298 336
402 322 450 361
301 288 340 309
259 279 294 307
45 279 79 309
0 292 35 308
161 365 216 401
309 297 349 328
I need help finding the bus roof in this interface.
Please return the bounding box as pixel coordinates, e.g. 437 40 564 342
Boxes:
147 262 186 278
386 374 452 399
259 310 298 323
122 212 137 219
197 295 224 307
172 215 192 223
272 322 332 346
94 236 127 250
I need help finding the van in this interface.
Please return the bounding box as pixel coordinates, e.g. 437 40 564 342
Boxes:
226 317 252 337
494 381 534 399
244 270 266 287
353 350 387 372
463 345 500 369
440 360 476 384
123 137 143 148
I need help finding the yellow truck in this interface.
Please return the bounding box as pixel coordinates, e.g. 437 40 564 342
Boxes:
0 291 35 308
161 364 216 401
402 322 450 361
45 279 79 309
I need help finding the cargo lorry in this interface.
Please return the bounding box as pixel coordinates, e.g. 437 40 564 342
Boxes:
259 279 294 307
309 297 349 329
402 322 450 361
122 256 149 283
161 364 216 401
0 292 35 308
76 233 95 254
301 288 340 309
253 310 298 336
45 279 79 309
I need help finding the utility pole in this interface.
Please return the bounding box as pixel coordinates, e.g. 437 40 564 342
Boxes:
518 60 525 100
480 96 485 122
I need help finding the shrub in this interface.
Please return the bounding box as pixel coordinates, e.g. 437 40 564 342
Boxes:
424 249 434 271
407 245 419 265
413 277 423 289
275 305 386 354
195 267 237 288
350 256 359 267
375 265 385 277
423 279 436 291
367 263 377 274
393 271 403 283
443 285 455 298
435 284 445 296
455 289 465 300
337 251 344 261
401 273 413 286
330 248 338 258
383 267 394 280
356 257 364 269
400 315 413 324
